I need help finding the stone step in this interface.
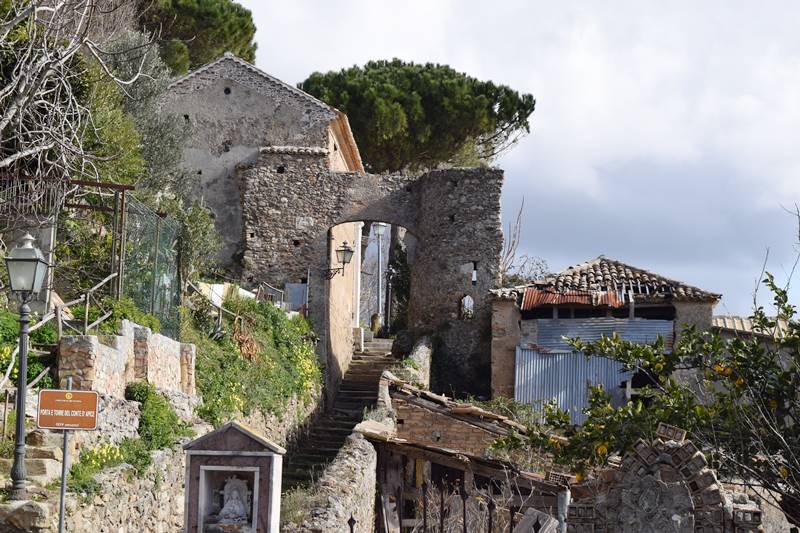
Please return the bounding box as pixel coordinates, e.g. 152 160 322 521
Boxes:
0 457 62 486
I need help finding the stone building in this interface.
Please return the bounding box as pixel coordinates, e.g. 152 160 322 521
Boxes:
490 256 720 412
161 52 364 268
162 53 505 397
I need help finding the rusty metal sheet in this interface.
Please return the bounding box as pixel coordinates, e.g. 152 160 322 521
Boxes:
521 288 624 310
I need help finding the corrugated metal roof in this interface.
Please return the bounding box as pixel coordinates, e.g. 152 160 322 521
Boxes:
521 288 624 310
515 348 633 425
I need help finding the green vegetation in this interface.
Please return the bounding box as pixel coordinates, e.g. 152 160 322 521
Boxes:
73 296 161 335
68 383 190 495
184 293 321 427
300 59 536 172
139 0 257 74
0 310 58 389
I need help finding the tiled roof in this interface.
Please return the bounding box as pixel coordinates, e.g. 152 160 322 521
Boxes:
543 256 719 302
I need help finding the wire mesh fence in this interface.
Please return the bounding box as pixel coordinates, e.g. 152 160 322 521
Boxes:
122 197 181 339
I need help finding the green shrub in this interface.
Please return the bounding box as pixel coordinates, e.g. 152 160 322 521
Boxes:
185 294 321 427
125 381 190 449
0 310 56 389
73 296 160 335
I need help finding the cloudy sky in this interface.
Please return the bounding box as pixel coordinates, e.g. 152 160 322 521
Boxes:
240 0 800 315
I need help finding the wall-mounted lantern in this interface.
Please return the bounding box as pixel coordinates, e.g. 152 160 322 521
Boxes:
324 241 354 280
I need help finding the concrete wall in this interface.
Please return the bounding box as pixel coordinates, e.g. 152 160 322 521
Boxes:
673 300 714 342
57 320 196 398
490 299 521 399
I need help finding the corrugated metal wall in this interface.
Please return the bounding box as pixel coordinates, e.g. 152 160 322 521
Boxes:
514 318 674 425
534 318 674 351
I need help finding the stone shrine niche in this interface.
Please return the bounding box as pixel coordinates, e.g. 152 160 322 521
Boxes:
567 423 764 533
184 422 285 533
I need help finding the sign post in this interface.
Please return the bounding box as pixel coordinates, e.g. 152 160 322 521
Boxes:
37 380 98 532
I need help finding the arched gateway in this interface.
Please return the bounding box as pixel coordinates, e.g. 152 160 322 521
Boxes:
236 148 504 398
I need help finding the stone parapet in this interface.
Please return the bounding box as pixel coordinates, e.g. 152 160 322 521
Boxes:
283 433 377 533
57 320 196 399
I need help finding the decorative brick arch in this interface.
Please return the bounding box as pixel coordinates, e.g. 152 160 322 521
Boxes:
237 149 503 397
567 424 763 532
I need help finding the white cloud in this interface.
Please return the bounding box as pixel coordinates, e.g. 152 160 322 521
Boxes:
239 0 800 314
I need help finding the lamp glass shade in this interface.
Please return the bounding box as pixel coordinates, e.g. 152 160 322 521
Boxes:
336 242 354 266
4 234 48 294
373 222 387 236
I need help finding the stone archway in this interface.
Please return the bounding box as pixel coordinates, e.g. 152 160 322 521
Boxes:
237 148 503 397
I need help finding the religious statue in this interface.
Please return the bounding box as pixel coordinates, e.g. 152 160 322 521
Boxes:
205 476 253 532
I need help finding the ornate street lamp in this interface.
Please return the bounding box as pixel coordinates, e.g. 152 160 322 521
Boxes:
324 241 354 279
4 233 48 500
373 222 387 328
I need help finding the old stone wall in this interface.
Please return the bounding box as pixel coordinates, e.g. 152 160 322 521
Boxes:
393 398 497 457
61 444 187 533
58 336 128 397
283 433 377 533
674 300 714 342
134 325 183 393
410 168 504 395
490 299 521 399
239 152 503 397
57 320 196 398
392 335 432 389
161 56 335 267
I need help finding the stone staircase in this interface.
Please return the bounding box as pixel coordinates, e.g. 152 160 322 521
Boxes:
0 430 64 487
281 338 395 490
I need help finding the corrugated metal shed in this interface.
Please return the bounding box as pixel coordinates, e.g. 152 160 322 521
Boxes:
534 318 674 352
514 318 674 425
515 348 632 425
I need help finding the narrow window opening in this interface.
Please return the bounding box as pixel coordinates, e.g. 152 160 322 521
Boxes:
460 295 474 319
224 87 231 95
221 140 231 153
183 114 189 123
292 239 301 247
334 143 338 152
196 170 202 175
276 165 286 174
449 214 455 223
471 261 478 286
249 232 255 238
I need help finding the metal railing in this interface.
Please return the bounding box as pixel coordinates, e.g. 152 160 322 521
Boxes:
255 281 285 309
0 273 119 391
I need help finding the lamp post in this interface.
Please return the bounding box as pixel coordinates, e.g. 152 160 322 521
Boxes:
373 222 387 330
4 233 48 501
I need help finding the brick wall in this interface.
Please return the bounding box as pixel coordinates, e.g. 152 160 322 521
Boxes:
393 398 498 457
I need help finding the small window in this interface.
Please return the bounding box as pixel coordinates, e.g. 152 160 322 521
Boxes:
249 232 255 238
292 239 301 247
224 87 231 95
276 165 286 174
197 170 202 175
333 143 338 152
471 262 478 286
183 114 190 123
449 214 455 223
460 295 474 319
221 140 231 153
